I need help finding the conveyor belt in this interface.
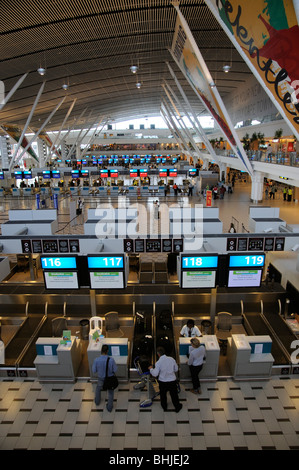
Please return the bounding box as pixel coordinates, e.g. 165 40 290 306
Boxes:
263 311 297 358
4 315 44 367
18 315 55 368
243 312 289 365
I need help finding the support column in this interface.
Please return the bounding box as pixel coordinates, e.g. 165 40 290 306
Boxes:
219 163 227 182
250 171 264 203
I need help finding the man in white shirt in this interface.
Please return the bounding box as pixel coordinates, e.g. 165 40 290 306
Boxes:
149 346 182 413
180 319 202 338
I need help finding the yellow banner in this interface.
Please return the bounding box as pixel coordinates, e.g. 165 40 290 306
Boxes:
205 0 299 138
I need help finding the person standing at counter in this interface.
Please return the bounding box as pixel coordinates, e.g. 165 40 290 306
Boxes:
187 337 205 395
180 319 202 338
92 344 117 412
149 346 182 413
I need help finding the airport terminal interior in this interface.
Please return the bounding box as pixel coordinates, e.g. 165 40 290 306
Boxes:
0 0 299 452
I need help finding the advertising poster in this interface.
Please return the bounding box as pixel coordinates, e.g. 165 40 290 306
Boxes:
171 3 253 175
205 0 299 139
206 190 212 207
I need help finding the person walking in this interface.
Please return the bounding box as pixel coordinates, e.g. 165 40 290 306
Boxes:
92 344 117 412
149 346 182 413
188 182 194 197
187 338 206 395
283 187 287 201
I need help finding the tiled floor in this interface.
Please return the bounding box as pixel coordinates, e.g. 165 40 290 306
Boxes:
0 376 299 451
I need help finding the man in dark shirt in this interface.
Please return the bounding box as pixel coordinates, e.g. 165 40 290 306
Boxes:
92 344 117 412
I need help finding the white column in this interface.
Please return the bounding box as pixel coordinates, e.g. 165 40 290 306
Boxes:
251 171 264 203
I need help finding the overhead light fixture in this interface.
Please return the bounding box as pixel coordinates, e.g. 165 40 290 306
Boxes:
130 65 138 74
136 82 142 89
209 82 216 88
62 83 69 90
37 67 46 76
223 65 231 73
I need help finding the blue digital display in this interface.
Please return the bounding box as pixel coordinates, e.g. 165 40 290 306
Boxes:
41 257 77 270
182 256 218 269
229 254 265 268
88 256 124 269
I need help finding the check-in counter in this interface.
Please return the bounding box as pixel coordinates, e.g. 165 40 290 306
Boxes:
227 334 274 379
178 335 220 380
34 336 82 382
87 337 129 381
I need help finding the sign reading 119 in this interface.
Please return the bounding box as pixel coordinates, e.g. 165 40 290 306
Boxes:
229 255 265 268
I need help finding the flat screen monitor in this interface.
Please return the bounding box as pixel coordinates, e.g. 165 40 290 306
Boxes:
100 170 108 178
110 169 118 178
182 270 216 288
89 271 124 289
80 170 89 177
159 168 168 177
41 256 77 270
52 170 60 179
44 271 79 289
181 255 218 269
139 168 148 177
188 168 198 176
0 172 4 180
87 256 124 269
228 269 262 288
130 169 138 177
71 170 80 178
43 171 51 179
229 254 265 268
168 168 177 177
23 171 32 179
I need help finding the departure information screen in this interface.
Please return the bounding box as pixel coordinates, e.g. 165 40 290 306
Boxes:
181 256 218 269
87 256 124 269
229 254 265 268
41 256 77 270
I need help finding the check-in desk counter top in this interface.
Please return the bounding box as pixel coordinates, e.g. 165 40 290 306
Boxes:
87 337 129 381
178 336 220 380
227 334 274 379
34 337 82 382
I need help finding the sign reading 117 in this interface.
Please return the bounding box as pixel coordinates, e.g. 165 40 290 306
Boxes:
87 256 124 269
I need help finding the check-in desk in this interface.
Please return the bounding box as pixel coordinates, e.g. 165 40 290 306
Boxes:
34 337 82 382
178 336 220 381
227 334 274 379
87 338 129 381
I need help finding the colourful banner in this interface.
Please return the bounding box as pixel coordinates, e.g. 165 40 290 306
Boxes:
37 130 61 159
1 124 38 162
206 190 213 207
205 0 299 139
171 4 253 175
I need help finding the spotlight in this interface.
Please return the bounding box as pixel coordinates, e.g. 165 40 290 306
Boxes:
37 67 46 76
223 65 231 73
62 83 69 90
136 82 141 89
130 65 138 74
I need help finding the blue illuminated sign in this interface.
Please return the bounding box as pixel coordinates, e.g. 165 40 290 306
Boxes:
88 256 124 269
182 256 218 269
229 254 265 268
41 257 77 270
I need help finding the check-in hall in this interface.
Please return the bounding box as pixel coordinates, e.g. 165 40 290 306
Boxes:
1 0 299 453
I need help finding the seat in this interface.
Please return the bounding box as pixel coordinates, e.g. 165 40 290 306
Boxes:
89 316 103 341
104 311 124 337
216 312 232 355
52 317 68 337
139 272 153 283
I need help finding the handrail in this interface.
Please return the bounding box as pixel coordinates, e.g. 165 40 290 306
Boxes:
278 299 282 316
63 302 67 317
240 299 244 316
45 302 48 317
25 301 29 317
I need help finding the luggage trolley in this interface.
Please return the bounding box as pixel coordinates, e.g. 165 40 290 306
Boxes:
133 356 159 407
